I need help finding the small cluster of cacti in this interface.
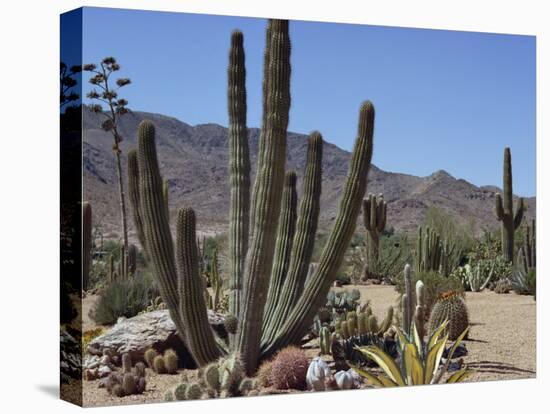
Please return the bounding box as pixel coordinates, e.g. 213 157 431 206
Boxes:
401 264 426 338
517 219 536 273
460 262 495 292
414 226 454 274
165 353 258 401
362 193 387 279
332 331 398 368
144 348 178 375
428 291 469 340
106 353 147 397
107 243 138 282
494 147 525 262
127 19 375 373
335 305 393 340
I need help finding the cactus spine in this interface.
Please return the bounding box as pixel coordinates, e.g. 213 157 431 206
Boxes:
495 147 525 262
82 202 92 291
362 193 386 273
227 30 251 320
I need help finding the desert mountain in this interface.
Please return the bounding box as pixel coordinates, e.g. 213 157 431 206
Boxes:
82 107 535 240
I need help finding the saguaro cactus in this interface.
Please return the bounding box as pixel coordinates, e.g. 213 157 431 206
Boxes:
82 202 92 291
128 20 375 374
362 193 386 276
495 147 525 262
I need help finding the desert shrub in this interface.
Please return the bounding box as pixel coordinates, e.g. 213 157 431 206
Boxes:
89 273 155 325
395 270 463 318
511 268 536 298
269 346 309 390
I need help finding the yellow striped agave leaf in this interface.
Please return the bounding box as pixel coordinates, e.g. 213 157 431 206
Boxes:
425 332 448 384
357 346 405 386
427 319 449 350
446 367 473 383
403 343 424 385
350 364 386 387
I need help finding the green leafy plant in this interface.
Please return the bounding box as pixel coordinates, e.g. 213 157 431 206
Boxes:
352 321 471 386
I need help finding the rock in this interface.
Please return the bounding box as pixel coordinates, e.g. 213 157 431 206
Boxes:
60 329 81 383
98 365 112 378
86 309 226 368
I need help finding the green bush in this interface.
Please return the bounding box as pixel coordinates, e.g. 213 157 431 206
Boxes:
90 273 156 325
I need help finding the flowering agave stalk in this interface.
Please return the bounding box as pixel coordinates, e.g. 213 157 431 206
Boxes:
352 321 471 386
84 57 131 278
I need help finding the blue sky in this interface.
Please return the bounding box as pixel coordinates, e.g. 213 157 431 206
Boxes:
77 7 536 196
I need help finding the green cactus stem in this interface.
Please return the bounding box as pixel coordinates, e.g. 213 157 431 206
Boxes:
494 147 525 262
227 30 251 320
362 193 386 275
82 202 92 291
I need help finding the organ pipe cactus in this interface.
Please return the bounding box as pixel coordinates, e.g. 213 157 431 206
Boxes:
129 20 375 374
494 147 525 262
82 202 92 291
362 193 386 270
227 30 250 320
401 264 425 338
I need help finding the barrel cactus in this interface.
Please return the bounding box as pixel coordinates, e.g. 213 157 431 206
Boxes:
127 20 375 374
428 291 469 340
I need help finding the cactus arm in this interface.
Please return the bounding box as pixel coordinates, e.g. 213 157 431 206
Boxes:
227 30 251 319
513 197 525 229
176 208 223 365
162 178 170 221
127 150 148 258
261 171 298 341
362 198 372 230
494 193 504 221
261 132 323 346
136 121 191 351
261 101 375 358
235 20 291 374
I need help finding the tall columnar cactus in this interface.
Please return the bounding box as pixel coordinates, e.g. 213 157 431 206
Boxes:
128 20 375 374
234 20 291 372
262 132 322 347
227 30 251 320
127 149 148 259
362 193 387 272
262 171 298 341
128 244 137 276
415 226 444 274
136 120 223 365
401 264 425 338
517 219 536 273
495 147 525 262
82 202 92 291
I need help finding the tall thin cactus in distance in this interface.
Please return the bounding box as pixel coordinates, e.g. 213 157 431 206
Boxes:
495 147 525 262
362 193 387 276
82 202 92 291
227 30 250 320
517 219 536 273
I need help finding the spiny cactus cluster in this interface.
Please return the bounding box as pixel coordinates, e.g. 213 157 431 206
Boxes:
517 219 536 274
143 348 178 374
127 19 375 373
335 305 393 340
414 226 456 275
362 193 387 278
401 264 426 338
106 353 147 397
82 202 92 291
428 291 469 340
268 346 309 390
165 353 258 401
494 147 525 262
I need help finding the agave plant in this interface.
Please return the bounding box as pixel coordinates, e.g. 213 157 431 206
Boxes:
351 321 471 386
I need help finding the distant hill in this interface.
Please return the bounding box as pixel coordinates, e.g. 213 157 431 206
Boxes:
82 107 535 240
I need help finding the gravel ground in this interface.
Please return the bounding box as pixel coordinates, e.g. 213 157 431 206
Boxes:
81 285 535 406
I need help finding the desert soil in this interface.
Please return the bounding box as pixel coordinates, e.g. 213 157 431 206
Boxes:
82 285 535 406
